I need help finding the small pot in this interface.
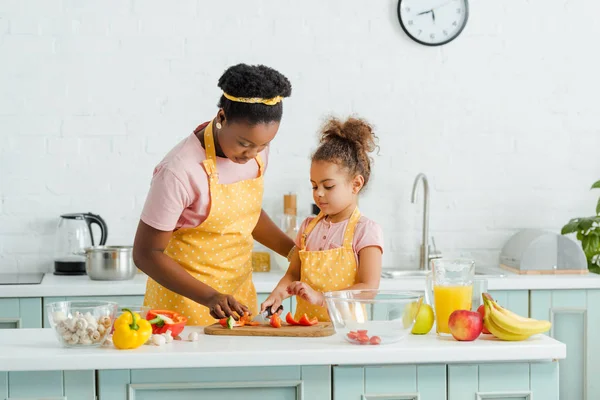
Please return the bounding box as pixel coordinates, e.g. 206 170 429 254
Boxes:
83 246 136 281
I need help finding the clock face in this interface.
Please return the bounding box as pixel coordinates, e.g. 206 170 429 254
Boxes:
398 0 468 46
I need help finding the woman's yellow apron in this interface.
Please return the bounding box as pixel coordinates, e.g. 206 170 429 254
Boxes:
295 208 361 322
144 121 263 326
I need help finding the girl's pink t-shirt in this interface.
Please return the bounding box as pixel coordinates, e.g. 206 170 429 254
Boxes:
294 215 384 262
141 122 269 231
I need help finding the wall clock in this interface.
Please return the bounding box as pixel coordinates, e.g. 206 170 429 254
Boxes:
397 0 469 46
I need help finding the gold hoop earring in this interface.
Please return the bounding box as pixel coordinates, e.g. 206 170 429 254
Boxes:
216 122 222 129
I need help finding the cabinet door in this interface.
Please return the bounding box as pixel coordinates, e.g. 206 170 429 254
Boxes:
333 365 446 400
98 366 330 400
43 296 144 327
448 362 558 400
0 298 42 329
0 370 95 399
531 289 600 400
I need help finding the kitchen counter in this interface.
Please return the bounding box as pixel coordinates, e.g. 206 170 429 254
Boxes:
0 327 565 372
2 270 600 298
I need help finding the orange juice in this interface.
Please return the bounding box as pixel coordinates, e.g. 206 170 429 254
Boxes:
433 285 473 334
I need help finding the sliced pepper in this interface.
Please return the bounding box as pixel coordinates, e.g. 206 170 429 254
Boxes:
270 313 282 328
112 309 152 350
286 312 299 326
146 309 188 337
298 314 319 326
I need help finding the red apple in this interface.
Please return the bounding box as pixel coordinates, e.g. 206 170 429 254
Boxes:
477 305 491 334
448 310 483 341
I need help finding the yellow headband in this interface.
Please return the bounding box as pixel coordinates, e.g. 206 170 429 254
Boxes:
223 92 283 106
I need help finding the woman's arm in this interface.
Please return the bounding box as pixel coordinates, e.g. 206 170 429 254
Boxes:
288 246 382 306
133 221 249 319
252 209 295 258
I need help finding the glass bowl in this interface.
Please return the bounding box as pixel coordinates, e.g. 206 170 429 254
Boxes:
110 305 151 333
46 300 118 348
324 290 424 345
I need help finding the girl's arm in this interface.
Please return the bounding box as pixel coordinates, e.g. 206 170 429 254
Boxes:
259 248 301 314
252 209 295 258
288 246 382 306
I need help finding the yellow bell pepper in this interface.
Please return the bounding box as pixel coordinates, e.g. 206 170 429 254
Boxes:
112 309 152 350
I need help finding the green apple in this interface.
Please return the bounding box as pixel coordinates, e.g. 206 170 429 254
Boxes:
411 303 434 335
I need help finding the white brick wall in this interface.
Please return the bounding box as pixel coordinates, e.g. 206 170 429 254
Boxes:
1 0 599 273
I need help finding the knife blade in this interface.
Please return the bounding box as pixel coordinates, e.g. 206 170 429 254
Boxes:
256 304 284 324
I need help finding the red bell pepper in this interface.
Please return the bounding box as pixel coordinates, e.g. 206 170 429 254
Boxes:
270 313 282 328
286 312 299 325
298 314 319 326
146 310 187 337
286 312 318 326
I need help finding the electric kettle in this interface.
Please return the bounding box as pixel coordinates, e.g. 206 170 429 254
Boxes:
53 213 108 275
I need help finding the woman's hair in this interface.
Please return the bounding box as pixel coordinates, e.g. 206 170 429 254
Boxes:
217 64 292 124
312 117 378 190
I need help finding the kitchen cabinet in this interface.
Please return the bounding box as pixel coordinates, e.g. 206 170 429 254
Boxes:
488 290 528 317
0 298 42 329
97 365 330 400
448 362 558 400
0 370 95 399
333 362 558 400
334 365 446 399
530 289 600 400
43 295 144 327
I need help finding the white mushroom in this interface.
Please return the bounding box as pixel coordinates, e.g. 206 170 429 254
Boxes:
163 331 173 343
57 324 68 335
52 311 67 323
151 334 166 346
62 331 73 341
75 318 88 331
67 336 79 345
102 335 113 347
90 331 101 342
98 316 112 328
65 318 78 332
80 336 93 345
187 332 199 342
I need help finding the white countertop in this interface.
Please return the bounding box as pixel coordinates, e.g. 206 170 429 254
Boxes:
2 269 600 298
0 327 565 372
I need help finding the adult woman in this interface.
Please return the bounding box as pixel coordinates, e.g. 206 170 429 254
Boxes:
133 64 295 326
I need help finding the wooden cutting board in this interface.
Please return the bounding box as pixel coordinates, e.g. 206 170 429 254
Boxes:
204 322 335 337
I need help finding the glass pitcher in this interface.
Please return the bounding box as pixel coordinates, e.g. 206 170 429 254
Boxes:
425 258 475 335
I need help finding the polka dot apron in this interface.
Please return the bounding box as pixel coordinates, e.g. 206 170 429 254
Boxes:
295 208 361 322
144 121 263 326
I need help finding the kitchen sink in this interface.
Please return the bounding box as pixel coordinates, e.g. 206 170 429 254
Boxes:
381 268 507 279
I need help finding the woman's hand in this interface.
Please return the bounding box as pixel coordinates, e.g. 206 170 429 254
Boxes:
206 293 249 320
287 281 325 307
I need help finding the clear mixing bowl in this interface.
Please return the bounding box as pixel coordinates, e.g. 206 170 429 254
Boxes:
324 290 424 345
46 300 118 348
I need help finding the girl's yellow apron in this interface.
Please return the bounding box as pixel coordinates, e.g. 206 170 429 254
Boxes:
144 121 263 326
295 208 361 322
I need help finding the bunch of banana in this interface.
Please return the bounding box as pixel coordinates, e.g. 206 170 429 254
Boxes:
482 293 551 341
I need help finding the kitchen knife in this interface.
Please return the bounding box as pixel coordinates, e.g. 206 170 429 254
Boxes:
256 304 284 324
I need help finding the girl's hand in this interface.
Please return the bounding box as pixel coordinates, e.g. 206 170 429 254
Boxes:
260 292 285 315
287 281 325 307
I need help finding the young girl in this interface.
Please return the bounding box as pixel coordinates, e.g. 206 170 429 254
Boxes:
261 116 383 321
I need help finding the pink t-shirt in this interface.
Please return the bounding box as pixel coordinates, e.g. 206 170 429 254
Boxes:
141 122 269 231
294 215 384 262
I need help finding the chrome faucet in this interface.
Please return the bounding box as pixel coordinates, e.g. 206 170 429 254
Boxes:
411 173 442 270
